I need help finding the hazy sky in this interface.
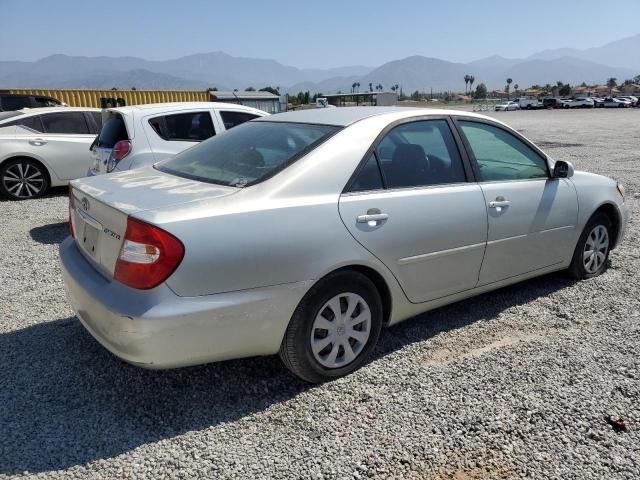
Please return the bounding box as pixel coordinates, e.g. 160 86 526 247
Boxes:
1 0 639 68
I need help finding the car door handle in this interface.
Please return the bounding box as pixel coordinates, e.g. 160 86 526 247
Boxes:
489 200 511 208
357 213 389 223
29 138 47 146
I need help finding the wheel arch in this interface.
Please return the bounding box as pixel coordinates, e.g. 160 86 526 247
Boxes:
592 202 622 249
319 264 393 326
0 154 53 187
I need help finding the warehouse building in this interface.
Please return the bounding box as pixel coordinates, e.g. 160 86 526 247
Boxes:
209 91 285 113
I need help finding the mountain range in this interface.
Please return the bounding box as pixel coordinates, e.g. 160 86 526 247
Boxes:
1 34 638 94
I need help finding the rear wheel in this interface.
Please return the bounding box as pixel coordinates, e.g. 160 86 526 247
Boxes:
568 213 612 279
0 158 49 200
279 271 383 383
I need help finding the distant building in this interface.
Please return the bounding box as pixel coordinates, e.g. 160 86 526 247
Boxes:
210 90 285 113
319 92 398 107
621 83 640 95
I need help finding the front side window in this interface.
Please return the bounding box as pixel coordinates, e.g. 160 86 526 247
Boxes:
157 121 338 187
458 121 548 181
219 111 260 130
149 112 215 141
40 112 89 134
374 119 466 189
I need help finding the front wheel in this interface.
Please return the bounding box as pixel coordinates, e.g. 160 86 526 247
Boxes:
279 271 383 383
568 213 612 279
0 158 49 200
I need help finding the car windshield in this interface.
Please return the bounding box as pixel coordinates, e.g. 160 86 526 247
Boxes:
156 121 339 187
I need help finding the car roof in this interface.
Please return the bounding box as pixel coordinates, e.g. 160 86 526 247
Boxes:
257 106 496 127
107 102 264 116
0 106 100 121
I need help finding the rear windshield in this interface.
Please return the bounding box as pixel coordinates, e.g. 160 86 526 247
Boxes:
96 115 128 148
156 121 339 187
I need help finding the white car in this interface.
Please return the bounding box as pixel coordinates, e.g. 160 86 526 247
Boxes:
494 101 519 111
602 98 631 108
617 96 638 106
89 102 268 176
0 107 101 200
564 97 595 108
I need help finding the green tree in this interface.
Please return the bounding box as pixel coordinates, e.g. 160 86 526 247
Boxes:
634 75 640 83
473 83 487 99
376 83 383 91
245 86 256 91
469 75 475 94
514 84 519 95
463 74 470 94
505 78 513 99
369 82 373 92
559 83 572 96
606 77 617 95
259 86 280 95
410 90 421 101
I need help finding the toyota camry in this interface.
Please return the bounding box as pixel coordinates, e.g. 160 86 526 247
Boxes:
60 107 628 382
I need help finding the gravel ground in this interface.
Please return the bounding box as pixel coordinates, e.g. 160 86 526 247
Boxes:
1 109 639 479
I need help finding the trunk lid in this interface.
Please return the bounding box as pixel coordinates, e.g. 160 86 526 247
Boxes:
70 166 238 277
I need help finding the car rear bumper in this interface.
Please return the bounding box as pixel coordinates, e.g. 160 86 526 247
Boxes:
59 237 310 368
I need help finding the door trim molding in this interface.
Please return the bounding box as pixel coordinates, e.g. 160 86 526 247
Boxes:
398 242 486 265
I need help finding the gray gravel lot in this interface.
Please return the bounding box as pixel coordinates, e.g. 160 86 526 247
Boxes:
1 109 639 479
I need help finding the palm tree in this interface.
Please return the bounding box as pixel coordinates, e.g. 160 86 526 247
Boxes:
514 84 519 96
469 75 475 94
463 74 470 94
369 82 373 92
606 77 617 95
376 83 383 92
506 78 513 99
351 82 357 94
355 82 361 93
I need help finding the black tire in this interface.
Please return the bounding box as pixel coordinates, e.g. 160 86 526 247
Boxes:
568 213 613 279
279 270 383 383
526 104 532 110
0 158 49 200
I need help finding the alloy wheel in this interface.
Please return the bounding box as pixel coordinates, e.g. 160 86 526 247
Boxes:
3 162 45 199
583 225 609 274
310 292 371 368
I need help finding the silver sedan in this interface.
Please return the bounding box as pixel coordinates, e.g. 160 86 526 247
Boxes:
60 107 629 382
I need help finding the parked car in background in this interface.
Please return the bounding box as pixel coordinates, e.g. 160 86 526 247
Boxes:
61 107 628 382
602 97 631 108
517 96 540 109
89 102 268 176
0 93 63 111
0 107 101 199
564 97 595 108
617 96 638 106
494 101 519 111
542 98 565 109
591 97 605 108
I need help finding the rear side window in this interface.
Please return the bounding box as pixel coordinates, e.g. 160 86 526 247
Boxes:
149 112 215 141
86 111 102 134
41 112 90 134
458 121 548 181
2 115 44 132
157 121 338 187
96 116 128 148
375 120 466 189
1 95 30 111
350 153 383 192
219 111 260 130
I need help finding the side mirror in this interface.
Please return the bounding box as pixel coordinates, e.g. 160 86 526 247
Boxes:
553 160 574 178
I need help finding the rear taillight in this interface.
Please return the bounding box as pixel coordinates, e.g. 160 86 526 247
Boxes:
106 140 131 172
114 217 184 290
68 183 75 238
